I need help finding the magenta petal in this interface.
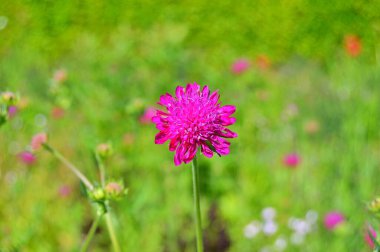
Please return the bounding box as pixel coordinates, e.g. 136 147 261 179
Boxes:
169 137 180 151
201 143 214 158
202 86 210 98
175 86 185 100
219 105 236 115
158 93 173 106
219 116 236 126
209 91 220 105
155 131 170 144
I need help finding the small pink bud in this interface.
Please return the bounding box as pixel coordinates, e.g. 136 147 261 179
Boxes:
7 106 18 118
283 153 300 168
51 106 65 119
324 212 345 230
58 185 72 198
18 151 36 165
231 59 250 74
31 133 48 151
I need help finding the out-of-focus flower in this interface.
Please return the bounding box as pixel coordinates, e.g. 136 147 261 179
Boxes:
324 212 345 230
18 151 36 165
53 69 67 84
153 83 238 166
244 221 262 239
290 232 304 245
231 58 250 74
283 153 301 168
1 91 18 106
263 220 278 236
262 207 276 221
344 35 362 57
7 106 18 118
255 55 271 70
58 185 72 198
364 225 377 249
274 236 287 251
139 107 156 124
105 181 128 200
31 133 48 151
303 119 320 134
51 106 65 119
282 103 298 121
305 210 318 224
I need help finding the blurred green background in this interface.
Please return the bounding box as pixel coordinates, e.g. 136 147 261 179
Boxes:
1 0 380 251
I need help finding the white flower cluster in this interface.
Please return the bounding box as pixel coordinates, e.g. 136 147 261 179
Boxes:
244 208 318 252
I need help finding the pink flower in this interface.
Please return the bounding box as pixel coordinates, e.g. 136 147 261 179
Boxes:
18 151 36 165
51 106 65 119
324 212 345 230
140 107 156 124
283 153 300 168
365 226 377 249
344 35 362 57
7 106 18 118
231 59 250 74
31 133 48 151
153 83 238 166
53 69 67 83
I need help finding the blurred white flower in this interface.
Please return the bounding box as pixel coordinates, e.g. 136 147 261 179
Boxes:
244 221 262 239
263 220 278 236
260 246 272 252
0 16 8 30
274 236 287 251
262 207 276 220
290 233 304 245
306 210 318 224
34 114 47 127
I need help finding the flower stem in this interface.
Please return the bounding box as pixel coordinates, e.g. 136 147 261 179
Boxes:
42 143 94 190
191 155 203 252
105 212 121 252
80 213 103 252
94 152 106 187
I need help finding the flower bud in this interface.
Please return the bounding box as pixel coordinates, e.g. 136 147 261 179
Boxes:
1 91 18 106
89 187 106 202
105 181 128 200
368 198 380 215
96 143 113 159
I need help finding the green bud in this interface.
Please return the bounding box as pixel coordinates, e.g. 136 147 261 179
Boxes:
105 181 128 200
1 91 18 106
89 187 106 202
96 143 113 159
369 198 380 217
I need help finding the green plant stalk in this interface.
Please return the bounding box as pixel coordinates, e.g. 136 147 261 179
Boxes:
80 213 103 252
94 152 106 187
191 155 203 252
42 143 94 190
105 212 121 252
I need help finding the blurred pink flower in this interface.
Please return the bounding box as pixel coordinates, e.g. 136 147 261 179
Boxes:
53 69 67 83
58 185 72 198
231 59 250 74
7 105 18 118
365 226 377 249
31 133 48 151
324 212 345 230
344 35 362 57
18 151 36 165
153 83 238 166
51 106 65 119
140 107 156 124
283 153 300 168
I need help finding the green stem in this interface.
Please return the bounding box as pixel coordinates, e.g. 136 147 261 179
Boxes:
80 213 103 252
191 156 203 252
43 143 94 190
94 152 106 187
105 212 121 252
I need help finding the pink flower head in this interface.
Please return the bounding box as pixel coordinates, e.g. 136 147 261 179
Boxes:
344 35 362 57
283 153 300 168
153 83 238 166
18 151 36 165
7 106 18 118
31 133 48 151
231 59 250 74
365 225 377 249
140 107 156 124
324 212 345 230
53 69 67 83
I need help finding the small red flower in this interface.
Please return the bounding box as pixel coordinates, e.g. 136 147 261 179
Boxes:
18 151 36 165
344 35 362 57
153 83 238 166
